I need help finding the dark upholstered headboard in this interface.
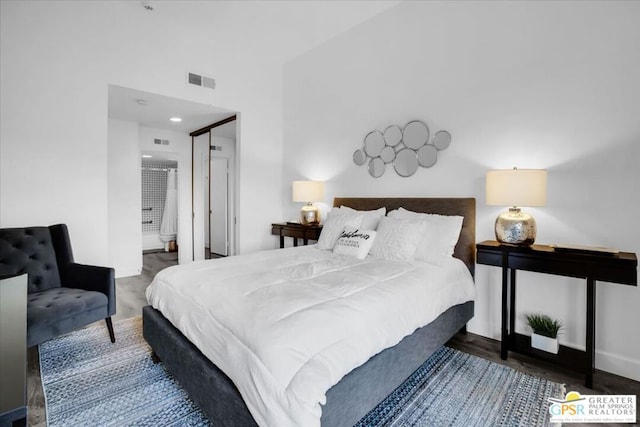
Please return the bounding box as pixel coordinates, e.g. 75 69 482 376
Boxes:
333 197 476 277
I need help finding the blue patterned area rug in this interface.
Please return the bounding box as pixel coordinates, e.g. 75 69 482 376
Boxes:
40 317 563 427
39 316 209 426
356 346 563 427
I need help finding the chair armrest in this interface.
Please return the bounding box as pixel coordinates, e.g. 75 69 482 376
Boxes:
61 263 116 316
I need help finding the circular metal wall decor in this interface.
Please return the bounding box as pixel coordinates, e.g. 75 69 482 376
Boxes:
394 148 419 177
384 125 403 147
417 145 438 168
353 119 452 177
353 149 367 166
363 131 385 157
433 130 452 150
368 157 385 178
403 121 429 150
380 146 395 163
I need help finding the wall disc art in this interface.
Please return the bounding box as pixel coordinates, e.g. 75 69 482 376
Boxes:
353 120 452 177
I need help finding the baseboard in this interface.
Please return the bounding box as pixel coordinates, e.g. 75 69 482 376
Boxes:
115 268 142 279
596 349 640 382
554 339 640 382
468 325 640 383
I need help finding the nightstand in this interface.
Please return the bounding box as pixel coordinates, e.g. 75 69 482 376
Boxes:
271 223 323 248
476 240 637 388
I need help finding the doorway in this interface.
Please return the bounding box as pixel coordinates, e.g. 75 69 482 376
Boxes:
209 157 229 256
108 83 237 271
141 153 179 255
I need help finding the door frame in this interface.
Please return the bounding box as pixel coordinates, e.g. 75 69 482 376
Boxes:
191 115 237 261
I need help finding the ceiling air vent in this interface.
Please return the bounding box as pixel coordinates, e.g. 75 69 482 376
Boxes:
188 72 216 90
154 139 170 145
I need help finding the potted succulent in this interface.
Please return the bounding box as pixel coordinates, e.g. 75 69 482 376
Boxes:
526 313 562 354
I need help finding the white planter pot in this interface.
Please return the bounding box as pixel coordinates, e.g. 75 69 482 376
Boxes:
531 332 559 354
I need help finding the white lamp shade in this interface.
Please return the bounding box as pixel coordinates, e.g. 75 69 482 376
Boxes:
292 180 324 203
486 169 547 207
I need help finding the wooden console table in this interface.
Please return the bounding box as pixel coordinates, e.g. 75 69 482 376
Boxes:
476 240 637 388
271 223 322 248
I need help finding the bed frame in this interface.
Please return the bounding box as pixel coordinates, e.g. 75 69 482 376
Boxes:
142 197 476 427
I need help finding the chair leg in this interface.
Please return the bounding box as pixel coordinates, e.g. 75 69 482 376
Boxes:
105 317 115 343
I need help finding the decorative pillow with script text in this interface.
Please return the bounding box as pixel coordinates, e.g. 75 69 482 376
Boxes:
333 227 377 259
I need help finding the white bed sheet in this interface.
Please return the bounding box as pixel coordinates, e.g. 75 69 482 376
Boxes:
146 245 475 427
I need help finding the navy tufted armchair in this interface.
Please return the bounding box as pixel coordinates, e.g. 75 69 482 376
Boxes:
0 224 115 347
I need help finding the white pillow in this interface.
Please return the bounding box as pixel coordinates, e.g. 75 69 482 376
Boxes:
333 227 377 259
388 207 463 263
337 206 386 230
369 217 428 261
317 211 364 250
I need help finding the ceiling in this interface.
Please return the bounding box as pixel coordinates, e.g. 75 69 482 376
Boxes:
108 85 236 137
138 1 401 65
108 1 400 138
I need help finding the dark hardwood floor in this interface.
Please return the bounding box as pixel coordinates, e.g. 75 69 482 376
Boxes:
113 250 179 321
27 251 639 426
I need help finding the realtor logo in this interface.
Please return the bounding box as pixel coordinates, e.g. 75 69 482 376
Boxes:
549 391 636 423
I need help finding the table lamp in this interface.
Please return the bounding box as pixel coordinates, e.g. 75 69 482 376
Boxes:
292 180 324 225
486 167 547 245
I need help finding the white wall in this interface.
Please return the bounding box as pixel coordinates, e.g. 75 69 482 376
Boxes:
108 121 188 276
3 0 637 380
1 1 284 266
283 1 640 380
107 119 142 277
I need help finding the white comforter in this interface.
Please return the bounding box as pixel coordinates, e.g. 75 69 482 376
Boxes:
146 245 475 427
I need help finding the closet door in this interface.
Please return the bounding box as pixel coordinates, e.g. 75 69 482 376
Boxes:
210 157 228 256
192 133 209 261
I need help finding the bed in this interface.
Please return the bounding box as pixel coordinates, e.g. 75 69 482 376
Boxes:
142 197 476 427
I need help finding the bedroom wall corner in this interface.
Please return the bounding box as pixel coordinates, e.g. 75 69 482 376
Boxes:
282 0 640 381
